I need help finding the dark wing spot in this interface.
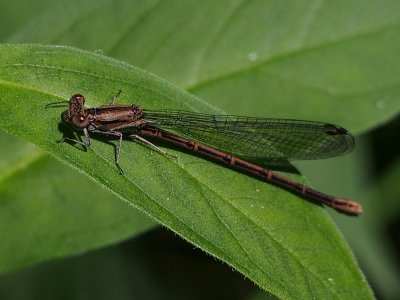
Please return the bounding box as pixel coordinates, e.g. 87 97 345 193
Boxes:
323 124 349 136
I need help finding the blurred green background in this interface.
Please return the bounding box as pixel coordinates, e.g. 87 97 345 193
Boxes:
0 0 399 299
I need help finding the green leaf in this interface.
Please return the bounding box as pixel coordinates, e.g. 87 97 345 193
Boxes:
296 135 400 299
3 0 399 132
0 44 372 299
0 130 155 274
0 0 160 273
7 0 400 132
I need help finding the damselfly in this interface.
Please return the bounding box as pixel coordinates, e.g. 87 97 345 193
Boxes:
46 93 362 216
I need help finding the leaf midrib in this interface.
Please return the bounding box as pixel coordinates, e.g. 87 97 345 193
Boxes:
186 21 400 93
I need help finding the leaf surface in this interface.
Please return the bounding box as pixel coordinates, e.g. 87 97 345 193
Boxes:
0 44 372 299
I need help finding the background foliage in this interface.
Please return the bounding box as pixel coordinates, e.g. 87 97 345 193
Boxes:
0 0 399 299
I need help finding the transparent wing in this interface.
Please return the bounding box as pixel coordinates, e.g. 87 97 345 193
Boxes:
143 110 355 161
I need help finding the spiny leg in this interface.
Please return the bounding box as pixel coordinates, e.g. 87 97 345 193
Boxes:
109 90 122 105
92 130 124 174
57 128 91 149
129 134 177 159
